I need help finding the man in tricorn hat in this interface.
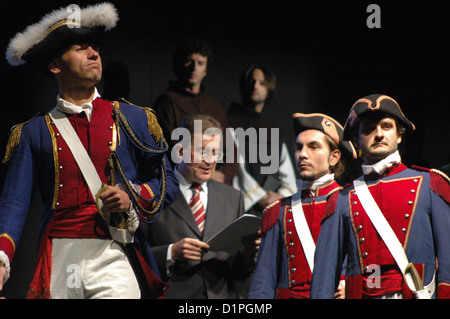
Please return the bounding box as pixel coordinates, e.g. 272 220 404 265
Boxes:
0 3 179 298
311 94 450 299
248 112 357 299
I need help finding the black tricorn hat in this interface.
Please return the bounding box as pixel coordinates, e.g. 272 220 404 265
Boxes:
6 3 118 73
293 112 357 159
343 94 415 140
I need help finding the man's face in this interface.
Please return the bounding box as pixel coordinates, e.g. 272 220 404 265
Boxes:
356 116 402 164
249 68 268 104
179 133 221 184
294 129 340 181
50 43 102 85
182 53 208 88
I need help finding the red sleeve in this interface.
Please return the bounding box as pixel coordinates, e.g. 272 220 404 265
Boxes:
412 166 450 204
437 282 450 299
430 169 450 204
321 189 340 224
138 184 156 211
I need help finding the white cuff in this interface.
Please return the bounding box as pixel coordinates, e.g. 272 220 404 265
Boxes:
166 244 175 277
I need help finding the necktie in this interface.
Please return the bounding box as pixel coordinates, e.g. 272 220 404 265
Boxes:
190 184 206 234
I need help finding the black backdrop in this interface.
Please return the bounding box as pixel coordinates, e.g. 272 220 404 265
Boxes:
1 0 450 298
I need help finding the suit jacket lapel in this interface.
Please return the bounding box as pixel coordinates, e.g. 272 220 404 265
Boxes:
203 181 223 240
169 192 202 237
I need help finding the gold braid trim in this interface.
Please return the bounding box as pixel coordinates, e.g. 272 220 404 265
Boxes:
110 102 168 221
117 98 165 144
44 115 61 210
110 152 166 220
262 199 281 214
2 124 24 164
112 106 167 155
0 233 16 253
111 101 121 147
326 186 342 200
2 115 39 165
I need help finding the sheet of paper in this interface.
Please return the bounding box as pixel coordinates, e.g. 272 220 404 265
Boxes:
207 214 262 255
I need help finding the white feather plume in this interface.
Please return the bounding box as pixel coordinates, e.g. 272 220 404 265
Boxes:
6 2 118 66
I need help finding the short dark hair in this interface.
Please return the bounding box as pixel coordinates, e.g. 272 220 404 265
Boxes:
239 64 276 105
172 37 213 80
178 114 222 141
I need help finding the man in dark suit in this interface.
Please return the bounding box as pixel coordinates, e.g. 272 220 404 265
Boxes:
144 114 260 299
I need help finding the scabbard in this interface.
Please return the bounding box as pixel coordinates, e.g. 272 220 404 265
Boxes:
119 242 154 299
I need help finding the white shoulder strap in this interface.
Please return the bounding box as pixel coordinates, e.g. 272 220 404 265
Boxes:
49 108 133 243
291 191 315 272
50 108 103 206
353 179 434 298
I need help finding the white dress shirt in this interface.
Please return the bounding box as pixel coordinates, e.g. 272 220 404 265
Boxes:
165 168 209 274
56 88 101 121
175 168 209 211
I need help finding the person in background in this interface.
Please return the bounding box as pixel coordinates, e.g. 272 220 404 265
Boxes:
227 65 297 215
153 37 238 185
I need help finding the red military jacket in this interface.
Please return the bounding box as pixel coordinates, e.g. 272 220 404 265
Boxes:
249 180 341 299
311 164 450 299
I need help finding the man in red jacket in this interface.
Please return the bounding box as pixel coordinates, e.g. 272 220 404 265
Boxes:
249 112 356 298
311 94 450 299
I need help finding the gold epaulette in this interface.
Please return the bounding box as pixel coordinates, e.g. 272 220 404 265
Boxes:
117 98 165 144
2 114 39 165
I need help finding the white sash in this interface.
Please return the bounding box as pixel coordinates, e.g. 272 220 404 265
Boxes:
49 108 133 243
50 109 104 208
353 179 435 298
291 191 315 272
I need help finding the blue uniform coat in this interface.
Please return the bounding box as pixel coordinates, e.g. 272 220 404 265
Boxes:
311 164 450 299
0 98 179 297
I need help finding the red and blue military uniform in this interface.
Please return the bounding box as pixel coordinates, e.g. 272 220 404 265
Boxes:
249 180 341 299
0 98 179 297
311 164 450 299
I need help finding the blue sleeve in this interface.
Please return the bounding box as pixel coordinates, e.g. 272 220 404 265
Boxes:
135 108 179 208
248 220 281 299
430 190 450 287
310 200 345 299
115 104 179 220
0 126 37 256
